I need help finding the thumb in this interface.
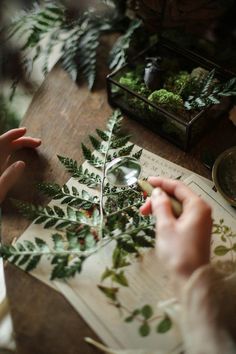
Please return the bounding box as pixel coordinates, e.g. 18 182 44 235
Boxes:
151 188 174 223
0 161 25 203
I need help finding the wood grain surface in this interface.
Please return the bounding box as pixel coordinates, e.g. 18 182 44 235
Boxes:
2 37 236 354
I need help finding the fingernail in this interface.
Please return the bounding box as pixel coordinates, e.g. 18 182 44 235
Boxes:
14 161 25 169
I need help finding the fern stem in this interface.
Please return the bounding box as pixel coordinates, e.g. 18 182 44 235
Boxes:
106 201 142 218
99 117 119 239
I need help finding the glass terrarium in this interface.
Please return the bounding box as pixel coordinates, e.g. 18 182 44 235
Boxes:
106 39 233 150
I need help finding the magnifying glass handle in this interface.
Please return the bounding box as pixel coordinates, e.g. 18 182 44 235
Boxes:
137 179 183 218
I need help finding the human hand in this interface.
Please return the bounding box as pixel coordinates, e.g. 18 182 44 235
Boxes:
140 177 212 290
0 127 41 203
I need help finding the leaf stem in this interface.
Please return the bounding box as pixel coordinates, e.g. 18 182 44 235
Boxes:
99 117 118 239
106 201 142 218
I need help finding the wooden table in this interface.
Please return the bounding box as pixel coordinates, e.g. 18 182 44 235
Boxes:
2 46 236 354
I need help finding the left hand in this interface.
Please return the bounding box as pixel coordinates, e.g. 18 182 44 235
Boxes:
0 127 41 203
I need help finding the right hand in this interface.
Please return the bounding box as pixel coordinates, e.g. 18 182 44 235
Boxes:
140 177 213 289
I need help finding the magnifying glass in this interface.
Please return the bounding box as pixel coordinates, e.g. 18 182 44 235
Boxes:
105 156 182 217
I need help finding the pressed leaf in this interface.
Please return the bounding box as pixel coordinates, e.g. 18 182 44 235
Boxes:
112 271 129 287
141 305 153 320
156 316 172 333
112 247 130 269
97 285 119 301
101 267 114 281
139 322 150 337
214 245 230 256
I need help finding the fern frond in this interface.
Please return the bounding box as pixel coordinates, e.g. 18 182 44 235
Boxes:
3 110 155 285
109 19 142 70
184 70 236 110
11 199 97 230
57 155 101 187
0 228 98 279
37 182 99 209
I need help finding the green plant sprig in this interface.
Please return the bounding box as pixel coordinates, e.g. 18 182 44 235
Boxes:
184 70 236 111
97 245 171 337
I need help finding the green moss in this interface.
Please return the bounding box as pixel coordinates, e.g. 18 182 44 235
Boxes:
164 71 190 93
190 67 209 80
119 75 140 91
148 89 184 112
137 83 151 97
118 65 145 93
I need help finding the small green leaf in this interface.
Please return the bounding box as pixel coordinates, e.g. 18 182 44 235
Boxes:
214 245 230 256
53 206 65 218
81 143 92 160
132 149 143 160
96 129 109 141
141 305 153 319
35 238 48 251
25 255 41 272
97 285 119 301
89 135 101 150
125 315 134 323
139 322 150 337
112 271 129 287
44 218 58 229
112 247 130 269
101 268 114 281
156 316 172 333
18 255 30 266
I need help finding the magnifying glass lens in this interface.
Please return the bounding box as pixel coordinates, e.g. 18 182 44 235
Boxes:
106 157 141 187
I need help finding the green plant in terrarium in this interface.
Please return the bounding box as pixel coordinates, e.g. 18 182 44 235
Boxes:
184 69 236 111
118 67 151 111
119 72 141 92
164 70 190 94
148 89 184 113
118 62 236 117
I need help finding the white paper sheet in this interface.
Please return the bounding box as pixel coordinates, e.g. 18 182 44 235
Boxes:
16 145 236 353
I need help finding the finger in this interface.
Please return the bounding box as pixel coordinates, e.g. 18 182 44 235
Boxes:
11 137 41 150
148 177 197 203
140 197 151 215
151 188 175 224
0 128 27 146
0 161 25 203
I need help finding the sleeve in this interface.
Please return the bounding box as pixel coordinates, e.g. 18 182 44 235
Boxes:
159 264 236 354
